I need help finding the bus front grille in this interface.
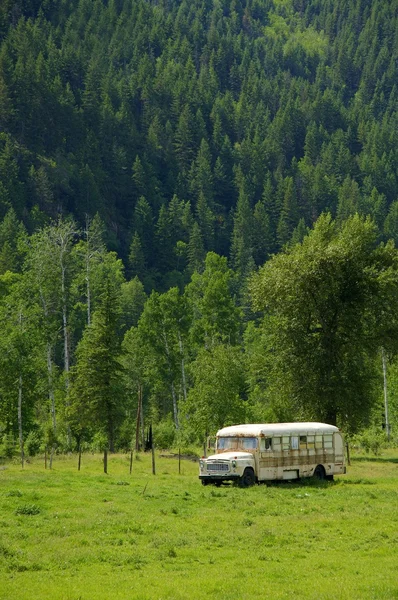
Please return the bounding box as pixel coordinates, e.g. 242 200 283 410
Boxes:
207 462 229 472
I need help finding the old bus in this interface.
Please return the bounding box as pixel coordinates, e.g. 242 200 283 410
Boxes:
199 422 346 487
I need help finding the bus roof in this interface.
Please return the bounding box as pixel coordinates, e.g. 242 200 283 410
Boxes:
216 423 340 437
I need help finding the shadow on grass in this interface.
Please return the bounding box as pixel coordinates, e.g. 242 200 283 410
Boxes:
258 478 337 489
351 456 398 464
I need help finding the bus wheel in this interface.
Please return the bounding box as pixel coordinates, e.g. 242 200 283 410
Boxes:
314 465 325 480
240 468 255 488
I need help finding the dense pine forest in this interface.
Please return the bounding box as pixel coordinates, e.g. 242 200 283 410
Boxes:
0 0 398 460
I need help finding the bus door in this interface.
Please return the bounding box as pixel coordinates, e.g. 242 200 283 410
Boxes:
258 437 277 480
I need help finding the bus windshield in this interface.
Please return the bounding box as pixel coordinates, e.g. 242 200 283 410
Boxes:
217 437 258 451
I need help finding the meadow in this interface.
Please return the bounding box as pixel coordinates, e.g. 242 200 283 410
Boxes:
0 450 397 600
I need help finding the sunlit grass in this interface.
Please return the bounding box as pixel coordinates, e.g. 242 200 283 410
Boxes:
1 450 397 599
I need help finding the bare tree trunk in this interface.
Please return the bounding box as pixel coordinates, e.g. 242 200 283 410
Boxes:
171 381 178 429
178 331 187 403
382 347 391 440
162 325 179 428
47 342 56 434
135 386 141 452
135 387 141 452
49 446 55 469
86 257 91 326
85 214 91 326
18 374 24 469
61 265 72 448
62 267 70 388
39 288 57 439
140 386 145 451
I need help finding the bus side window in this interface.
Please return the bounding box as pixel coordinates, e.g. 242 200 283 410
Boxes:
273 437 281 451
260 437 272 451
300 435 307 449
291 436 299 450
307 435 315 448
282 436 290 450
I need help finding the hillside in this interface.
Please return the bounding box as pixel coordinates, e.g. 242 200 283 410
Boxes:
0 0 397 288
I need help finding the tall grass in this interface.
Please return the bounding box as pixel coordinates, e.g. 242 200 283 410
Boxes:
1 450 397 599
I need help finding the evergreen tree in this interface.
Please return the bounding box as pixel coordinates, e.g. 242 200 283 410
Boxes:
68 274 124 462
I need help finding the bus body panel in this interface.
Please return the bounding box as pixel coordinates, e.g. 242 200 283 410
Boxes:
199 422 346 485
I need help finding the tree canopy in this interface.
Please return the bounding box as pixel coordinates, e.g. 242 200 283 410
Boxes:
250 214 398 431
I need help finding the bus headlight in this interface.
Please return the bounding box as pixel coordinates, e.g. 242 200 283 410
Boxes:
232 460 237 469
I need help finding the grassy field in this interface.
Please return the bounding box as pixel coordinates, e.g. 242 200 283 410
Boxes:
1 450 398 600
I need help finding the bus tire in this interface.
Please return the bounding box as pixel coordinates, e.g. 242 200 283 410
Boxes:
314 465 326 480
240 468 255 488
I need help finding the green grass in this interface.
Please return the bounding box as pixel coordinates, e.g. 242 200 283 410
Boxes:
1 451 398 599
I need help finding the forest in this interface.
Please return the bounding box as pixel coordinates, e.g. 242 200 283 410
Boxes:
0 0 397 461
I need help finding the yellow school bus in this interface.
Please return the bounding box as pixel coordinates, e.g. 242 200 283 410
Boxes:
199 422 346 487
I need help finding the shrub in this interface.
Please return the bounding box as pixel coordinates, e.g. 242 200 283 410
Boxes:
153 416 176 449
353 427 387 455
25 431 43 457
0 434 15 459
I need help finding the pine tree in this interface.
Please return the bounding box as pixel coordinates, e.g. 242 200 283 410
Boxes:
68 275 124 463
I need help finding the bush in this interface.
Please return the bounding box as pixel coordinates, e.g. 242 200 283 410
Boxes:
0 434 15 459
153 416 176 449
352 427 388 455
25 431 43 457
89 432 108 453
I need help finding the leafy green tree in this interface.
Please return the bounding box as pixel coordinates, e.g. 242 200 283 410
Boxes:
25 219 77 443
128 232 146 282
186 252 241 350
120 276 147 333
183 343 246 437
250 214 398 431
136 287 190 429
187 221 205 275
0 275 44 467
68 274 125 463
0 208 27 274
72 213 106 326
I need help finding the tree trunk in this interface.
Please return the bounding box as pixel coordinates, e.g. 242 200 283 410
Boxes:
162 325 179 428
47 342 56 434
18 373 24 469
171 381 179 429
86 258 91 326
50 446 55 469
39 288 57 439
178 331 187 403
382 347 390 440
140 386 145 451
135 386 141 452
